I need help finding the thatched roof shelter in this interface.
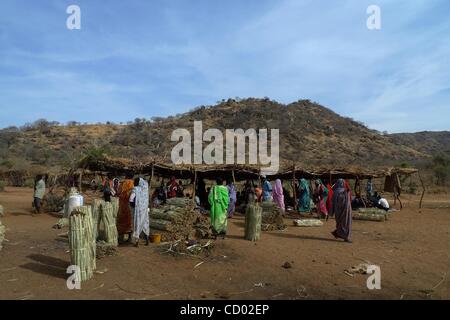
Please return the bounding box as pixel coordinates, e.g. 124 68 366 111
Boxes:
79 155 419 181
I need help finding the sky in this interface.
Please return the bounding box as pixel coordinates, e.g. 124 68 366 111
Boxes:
0 0 449 133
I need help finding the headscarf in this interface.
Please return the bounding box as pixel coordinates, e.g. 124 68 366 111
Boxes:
272 179 285 211
334 178 345 190
227 182 237 203
344 180 352 199
300 178 309 191
273 179 283 196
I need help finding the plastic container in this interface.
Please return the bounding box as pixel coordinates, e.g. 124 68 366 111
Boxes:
150 234 161 244
64 194 84 218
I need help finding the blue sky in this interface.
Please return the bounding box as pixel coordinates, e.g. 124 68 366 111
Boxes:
0 0 449 133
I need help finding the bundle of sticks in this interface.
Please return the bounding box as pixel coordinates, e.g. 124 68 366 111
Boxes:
353 208 389 222
150 198 211 241
43 190 66 213
259 201 287 231
69 206 96 282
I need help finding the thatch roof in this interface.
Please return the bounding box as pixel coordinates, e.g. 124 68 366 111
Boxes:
80 156 419 181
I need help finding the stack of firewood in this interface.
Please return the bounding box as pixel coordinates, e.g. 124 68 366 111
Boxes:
259 201 287 231
150 198 211 241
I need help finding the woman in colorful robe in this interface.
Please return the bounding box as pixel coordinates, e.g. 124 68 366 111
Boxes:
272 179 285 212
166 177 178 199
313 179 329 218
130 178 150 247
262 177 273 202
226 179 237 218
208 177 229 238
326 182 334 214
117 173 135 243
330 179 352 243
298 178 311 212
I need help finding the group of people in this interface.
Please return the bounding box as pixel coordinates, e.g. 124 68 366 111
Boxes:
101 173 150 247
32 170 392 245
151 177 185 207
237 177 386 243
206 176 361 243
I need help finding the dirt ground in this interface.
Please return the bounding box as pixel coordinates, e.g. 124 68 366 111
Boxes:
0 187 448 300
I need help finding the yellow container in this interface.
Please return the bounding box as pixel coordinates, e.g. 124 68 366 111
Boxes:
150 234 161 244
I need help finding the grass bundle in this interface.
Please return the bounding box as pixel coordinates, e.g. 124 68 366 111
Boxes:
91 199 105 241
245 205 262 241
293 219 324 227
0 223 5 251
100 202 118 246
0 205 5 251
353 212 386 222
69 206 96 282
358 208 389 215
111 198 119 220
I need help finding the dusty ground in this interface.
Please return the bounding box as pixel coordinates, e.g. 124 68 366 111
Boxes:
0 187 448 300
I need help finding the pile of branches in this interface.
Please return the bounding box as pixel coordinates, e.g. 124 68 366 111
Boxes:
96 241 118 259
150 198 211 241
43 189 66 213
158 239 214 258
259 201 287 231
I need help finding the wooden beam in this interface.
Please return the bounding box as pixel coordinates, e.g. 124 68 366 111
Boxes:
292 166 297 211
79 171 82 193
418 171 426 211
149 164 154 213
192 170 197 205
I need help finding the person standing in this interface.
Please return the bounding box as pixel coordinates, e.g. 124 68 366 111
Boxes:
33 175 46 214
272 179 285 212
226 179 237 218
326 182 334 213
330 179 353 243
130 178 150 247
167 176 178 199
208 177 229 239
117 173 135 244
102 176 115 202
298 178 311 212
177 180 184 198
366 178 374 199
262 177 273 202
313 179 329 219
197 178 207 207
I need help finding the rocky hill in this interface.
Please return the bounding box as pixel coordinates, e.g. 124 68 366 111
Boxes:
0 98 438 173
389 131 450 157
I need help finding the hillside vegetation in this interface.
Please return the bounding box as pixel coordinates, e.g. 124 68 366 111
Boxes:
0 98 440 174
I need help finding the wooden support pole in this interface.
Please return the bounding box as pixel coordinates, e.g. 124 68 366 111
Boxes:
232 169 236 185
418 171 426 211
192 170 197 205
397 194 403 210
79 171 82 193
149 164 154 213
292 167 297 211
